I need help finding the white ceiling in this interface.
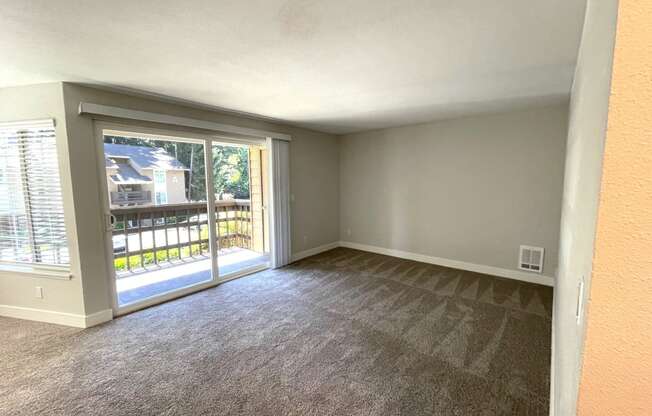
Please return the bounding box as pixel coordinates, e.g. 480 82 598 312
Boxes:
0 0 586 134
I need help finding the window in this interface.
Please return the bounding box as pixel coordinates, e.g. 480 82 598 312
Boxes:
153 169 167 205
155 191 168 205
153 169 166 185
0 120 69 266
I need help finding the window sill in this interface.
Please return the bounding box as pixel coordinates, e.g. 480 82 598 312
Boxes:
0 263 72 280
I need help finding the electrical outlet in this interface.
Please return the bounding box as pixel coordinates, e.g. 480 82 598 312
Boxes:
346 228 351 237
303 235 308 245
35 287 43 299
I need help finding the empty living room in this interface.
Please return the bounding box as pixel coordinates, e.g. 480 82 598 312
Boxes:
2 1 651 415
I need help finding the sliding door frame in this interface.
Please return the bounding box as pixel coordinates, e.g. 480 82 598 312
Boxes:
93 121 271 316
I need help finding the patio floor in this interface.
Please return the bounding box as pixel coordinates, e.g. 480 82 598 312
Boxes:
116 247 269 306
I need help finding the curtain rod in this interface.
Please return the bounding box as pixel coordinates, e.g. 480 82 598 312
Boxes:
78 102 291 141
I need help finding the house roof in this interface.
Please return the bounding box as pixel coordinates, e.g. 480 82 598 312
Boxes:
104 143 188 170
108 162 152 185
105 157 119 168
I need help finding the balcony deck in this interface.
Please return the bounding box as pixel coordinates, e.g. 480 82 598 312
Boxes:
111 199 269 306
116 247 269 305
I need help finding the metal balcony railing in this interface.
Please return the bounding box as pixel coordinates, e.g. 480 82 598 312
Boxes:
110 190 152 205
111 199 252 274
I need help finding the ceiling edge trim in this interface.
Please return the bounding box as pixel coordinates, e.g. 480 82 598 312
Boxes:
78 102 292 141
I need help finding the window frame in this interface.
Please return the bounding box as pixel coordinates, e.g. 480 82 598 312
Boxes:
153 169 166 185
0 118 73 279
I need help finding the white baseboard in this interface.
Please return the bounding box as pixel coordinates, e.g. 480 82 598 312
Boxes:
0 305 113 328
84 309 114 327
291 241 340 262
339 241 554 287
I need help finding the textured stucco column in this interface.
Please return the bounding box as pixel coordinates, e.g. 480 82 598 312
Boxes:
578 1 652 413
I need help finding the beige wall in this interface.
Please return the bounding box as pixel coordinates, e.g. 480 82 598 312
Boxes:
339 105 568 276
0 83 87 316
552 1 619 414
578 0 652 413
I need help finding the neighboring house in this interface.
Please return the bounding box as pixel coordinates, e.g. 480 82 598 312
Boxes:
104 143 188 207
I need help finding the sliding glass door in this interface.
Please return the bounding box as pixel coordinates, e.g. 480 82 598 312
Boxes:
96 124 271 313
100 129 215 309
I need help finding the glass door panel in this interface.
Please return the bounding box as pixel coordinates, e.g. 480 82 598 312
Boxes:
102 131 214 307
212 142 270 277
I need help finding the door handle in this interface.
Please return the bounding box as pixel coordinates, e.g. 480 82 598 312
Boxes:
105 213 117 232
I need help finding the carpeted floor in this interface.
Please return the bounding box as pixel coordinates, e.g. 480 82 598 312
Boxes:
1 248 552 415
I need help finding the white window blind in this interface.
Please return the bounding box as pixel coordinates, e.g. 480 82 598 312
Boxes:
0 119 69 266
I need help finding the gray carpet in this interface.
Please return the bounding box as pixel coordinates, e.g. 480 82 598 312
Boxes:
1 248 552 415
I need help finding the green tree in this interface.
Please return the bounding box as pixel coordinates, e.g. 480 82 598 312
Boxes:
212 145 249 199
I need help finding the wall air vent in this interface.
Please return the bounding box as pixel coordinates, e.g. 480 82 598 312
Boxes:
519 245 544 273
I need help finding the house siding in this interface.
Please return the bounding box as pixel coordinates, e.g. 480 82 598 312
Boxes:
165 170 186 204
